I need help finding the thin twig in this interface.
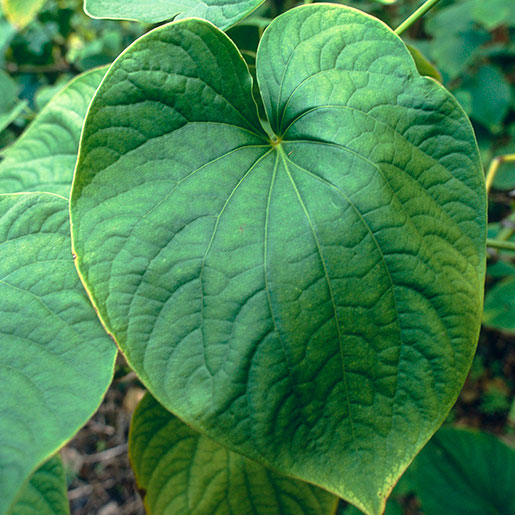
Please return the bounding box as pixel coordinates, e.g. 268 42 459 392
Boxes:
82 443 128 464
68 484 93 501
395 0 443 35
5 60 70 74
486 238 515 252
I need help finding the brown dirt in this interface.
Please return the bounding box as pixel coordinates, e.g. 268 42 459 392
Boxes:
62 356 145 515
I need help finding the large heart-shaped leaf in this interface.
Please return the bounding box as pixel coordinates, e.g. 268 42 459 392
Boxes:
7 454 69 515
0 67 106 197
84 0 265 29
0 193 116 514
130 392 338 514
70 5 486 514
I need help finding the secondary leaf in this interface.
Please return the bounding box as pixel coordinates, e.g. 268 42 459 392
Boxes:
0 70 18 111
411 428 515 514
405 44 441 82
425 1 490 81
70 6 486 515
0 5 16 57
0 193 116 514
0 101 27 135
483 277 515 333
460 65 511 132
0 70 28 134
472 0 515 30
84 0 265 29
130 393 338 514
7 455 69 515
0 67 106 197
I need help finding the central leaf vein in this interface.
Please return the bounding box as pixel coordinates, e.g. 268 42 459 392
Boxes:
199 148 274 375
277 146 357 449
263 150 307 438
281 149 406 412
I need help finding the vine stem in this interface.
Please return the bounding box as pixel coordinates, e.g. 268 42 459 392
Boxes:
486 239 515 252
394 0 443 35
485 154 515 193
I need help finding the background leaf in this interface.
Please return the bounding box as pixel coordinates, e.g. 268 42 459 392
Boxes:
411 427 515 514
483 277 515 333
425 0 490 81
129 393 338 515
0 67 106 196
84 0 265 29
0 70 27 134
7 455 69 515
459 65 511 133
0 193 116 514
70 6 485 515
471 0 515 31
405 44 441 82
491 149 515 191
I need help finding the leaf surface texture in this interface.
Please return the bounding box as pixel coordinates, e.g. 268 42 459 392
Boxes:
0 68 106 197
70 6 486 514
84 0 265 28
412 428 515 514
0 193 116 514
7 455 69 515
130 393 337 514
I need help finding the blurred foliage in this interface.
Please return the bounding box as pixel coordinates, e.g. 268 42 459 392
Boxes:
0 0 513 511
0 0 147 149
2 0 49 29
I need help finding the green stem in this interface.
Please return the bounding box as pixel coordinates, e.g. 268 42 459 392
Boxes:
486 238 515 252
394 0 443 35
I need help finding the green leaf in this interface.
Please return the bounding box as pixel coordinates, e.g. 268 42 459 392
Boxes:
7 455 69 515
472 0 515 30
70 6 486 515
84 0 265 29
0 70 28 134
487 261 515 278
130 393 338 515
0 70 18 110
1 0 48 29
405 44 441 82
411 428 515 514
0 8 16 58
483 277 515 333
0 67 106 197
0 100 28 135
460 65 511 133
425 0 475 37
425 1 490 81
0 193 116 514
